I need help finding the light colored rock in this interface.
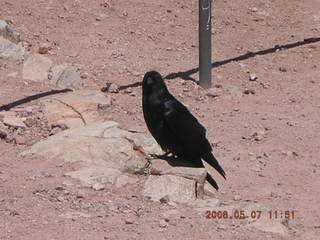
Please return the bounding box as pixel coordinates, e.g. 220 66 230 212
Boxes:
22 54 53 82
92 182 105 191
49 64 69 84
38 43 51 54
150 159 207 182
0 111 26 128
115 174 139 187
150 158 207 198
0 20 20 43
0 36 25 60
143 175 196 203
55 65 83 89
42 90 112 129
65 166 120 187
21 121 161 187
249 73 258 81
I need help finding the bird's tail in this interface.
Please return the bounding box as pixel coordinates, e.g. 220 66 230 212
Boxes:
206 173 219 190
203 152 226 179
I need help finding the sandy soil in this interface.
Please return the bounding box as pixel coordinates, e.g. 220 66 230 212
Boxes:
0 0 320 239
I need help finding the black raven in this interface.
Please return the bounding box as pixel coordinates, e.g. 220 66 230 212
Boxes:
142 71 226 190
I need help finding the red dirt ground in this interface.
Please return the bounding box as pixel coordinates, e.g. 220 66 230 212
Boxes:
0 0 320 239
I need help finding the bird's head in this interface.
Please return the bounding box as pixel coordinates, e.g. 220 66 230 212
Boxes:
142 71 168 95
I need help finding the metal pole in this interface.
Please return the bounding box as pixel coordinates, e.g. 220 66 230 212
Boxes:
199 0 212 88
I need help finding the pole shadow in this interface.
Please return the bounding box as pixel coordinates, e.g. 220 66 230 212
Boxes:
116 37 320 90
0 88 73 111
165 37 320 81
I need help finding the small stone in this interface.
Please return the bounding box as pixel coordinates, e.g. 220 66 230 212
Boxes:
55 185 65 191
159 219 168 228
159 195 170 204
206 89 220 98
252 131 265 141
124 87 132 93
250 7 258 12
49 127 62 136
249 74 258 81
57 196 64 202
106 83 119 93
244 89 256 95
38 43 51 54
279 67 287 72
15 136 27 145
51 122 69 130
234 195 242 201
125 219 134 224
0 129 7 139
76 190 86 199
92 183 105 191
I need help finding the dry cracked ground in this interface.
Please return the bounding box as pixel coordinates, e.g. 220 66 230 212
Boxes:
0 0 320 239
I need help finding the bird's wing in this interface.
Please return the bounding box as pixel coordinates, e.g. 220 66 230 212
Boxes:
162 97 212 154
163 97 226 180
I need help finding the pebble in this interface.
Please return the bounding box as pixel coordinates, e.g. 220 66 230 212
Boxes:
105 83 119 93
125 219 134 225
124 87 132 93
15 136 27 145
38 43 51 54
5 135 15 143
55 185 65 191
279 67 287 72
249 73 258 81
159 219 168 228
244 89 256 95
76 190 86 199
252 131 265 141
234 195 242 201
0 129 7 139
92 183 105 191
159 195 170 204
49 127 62 136
51 122 69 130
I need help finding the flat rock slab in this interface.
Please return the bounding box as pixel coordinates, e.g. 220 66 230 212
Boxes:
143 175 196 203
21 121 162 187
0 110 26 128
150 159 207 182
42 89 111 129
64 166 138 188
0 36 25 60
49 65 83 89
22 54 53 82
150 158 207 199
